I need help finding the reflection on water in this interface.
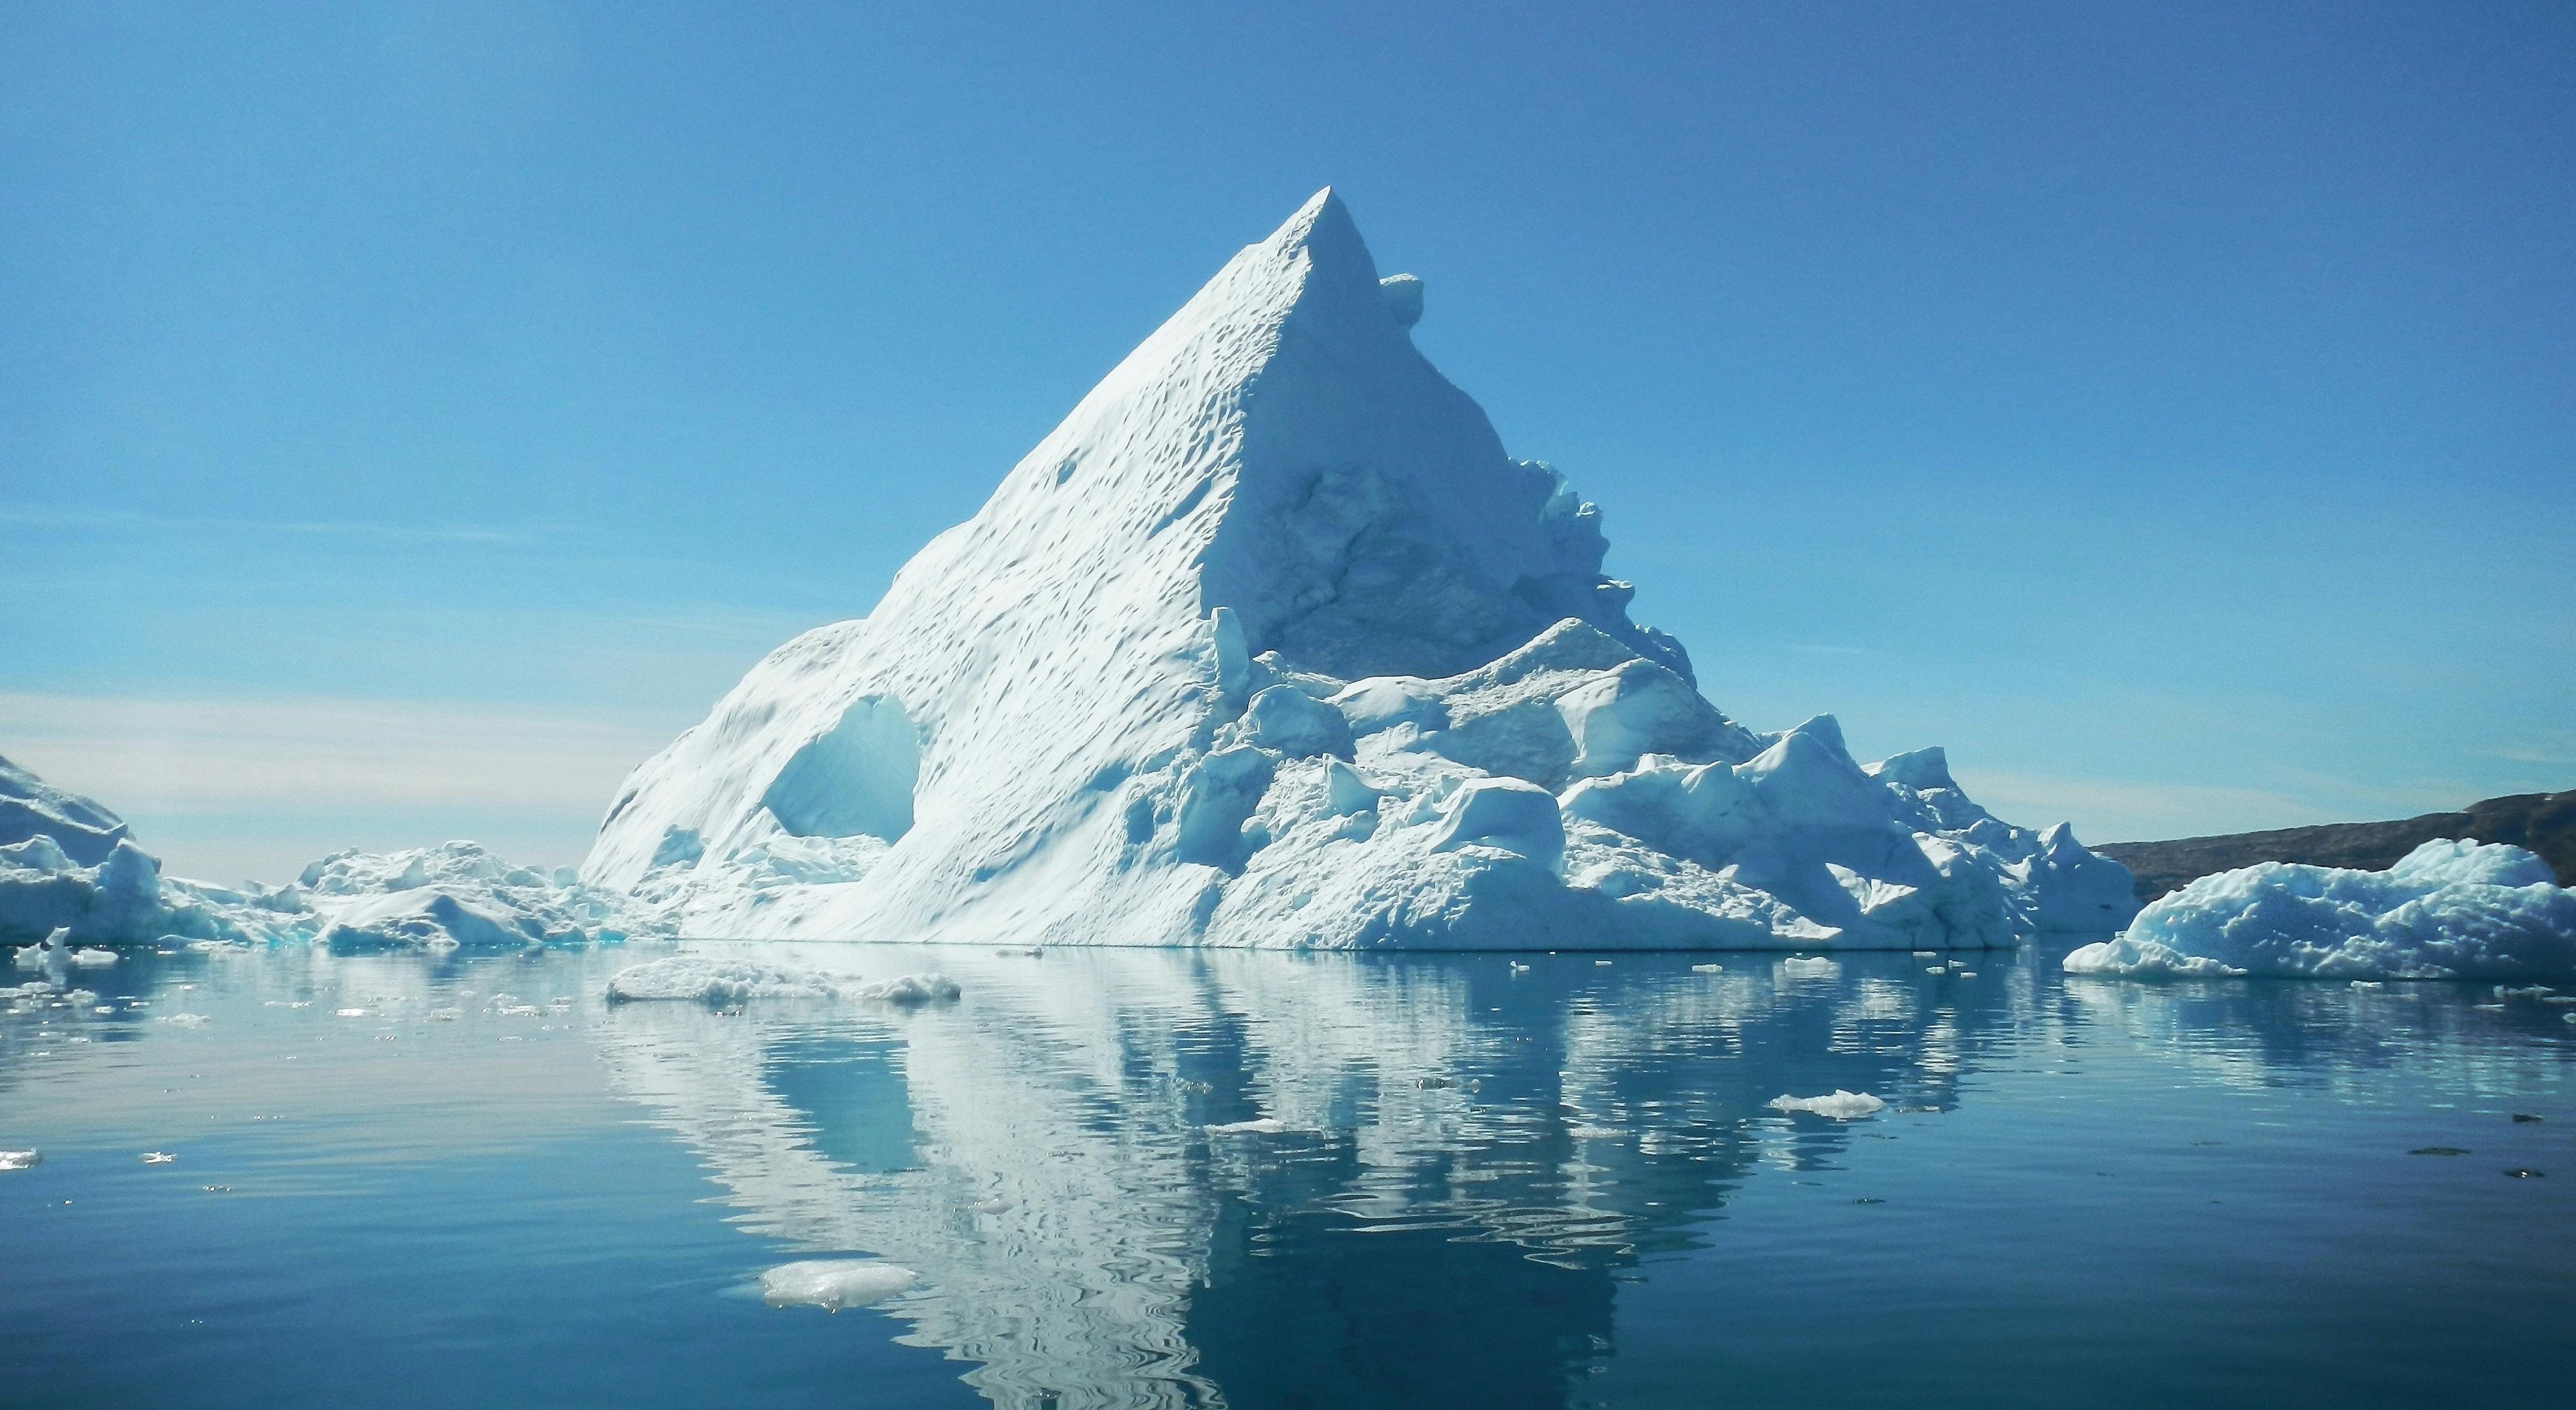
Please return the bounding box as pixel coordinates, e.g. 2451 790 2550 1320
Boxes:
3 941 2572 1409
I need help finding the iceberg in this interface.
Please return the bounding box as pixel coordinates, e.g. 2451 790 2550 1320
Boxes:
583 190 2132 950
604 954 960 1006
0 753 663 951
2063 839 2576 980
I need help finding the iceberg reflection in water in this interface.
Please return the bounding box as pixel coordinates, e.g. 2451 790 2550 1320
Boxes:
3 941 2573 1409
588 942 2573 1409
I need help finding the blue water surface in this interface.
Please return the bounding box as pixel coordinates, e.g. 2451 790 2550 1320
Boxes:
2 941 2570 1409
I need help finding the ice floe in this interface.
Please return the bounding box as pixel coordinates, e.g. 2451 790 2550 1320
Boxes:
2064 839 2576 981
1767 1091 1887 1119
0 1149 37 1171
604 955 960 1007
1205 1117 1293 1135
759 1259 917 1311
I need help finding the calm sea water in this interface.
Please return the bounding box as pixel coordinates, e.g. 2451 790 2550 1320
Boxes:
3 939 2570 1409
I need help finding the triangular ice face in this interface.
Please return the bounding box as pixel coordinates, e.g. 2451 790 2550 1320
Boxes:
583 191 2136 948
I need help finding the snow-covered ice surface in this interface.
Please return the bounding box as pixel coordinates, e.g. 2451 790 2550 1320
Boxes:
1 753 666 953
584 190 2135 951
2064 840 2576 980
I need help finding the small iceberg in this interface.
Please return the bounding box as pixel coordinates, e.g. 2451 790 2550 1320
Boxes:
759 1259 917 1311
1777 956 1840 979
1205 1117 1293 1135
0 1149 37 1171
1691 962 1724 973
605 956 960 1007
1768 1091 1887 1119
2063 840 2576 981
69 948 118 967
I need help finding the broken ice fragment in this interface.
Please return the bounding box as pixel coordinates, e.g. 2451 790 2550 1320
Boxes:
1205 1117 1292 1135
0 1150 38 1171
1768 1091 1887 1120
141 1151 175 1164
759 1259 917 1311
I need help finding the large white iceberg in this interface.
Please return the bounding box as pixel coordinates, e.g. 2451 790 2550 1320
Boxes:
580 190 2134 950
2063 839 2576 979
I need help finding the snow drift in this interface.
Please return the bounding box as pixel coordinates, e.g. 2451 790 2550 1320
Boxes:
2063 839 2576 979
583 189 2135 949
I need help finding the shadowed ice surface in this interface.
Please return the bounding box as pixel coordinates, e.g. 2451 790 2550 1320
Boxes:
2 940 2571 1408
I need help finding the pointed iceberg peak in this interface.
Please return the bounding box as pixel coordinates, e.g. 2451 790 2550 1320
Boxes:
1260 187 1375 275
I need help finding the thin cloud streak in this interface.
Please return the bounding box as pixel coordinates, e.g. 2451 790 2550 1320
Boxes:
0 506 535 547
0 692 670 816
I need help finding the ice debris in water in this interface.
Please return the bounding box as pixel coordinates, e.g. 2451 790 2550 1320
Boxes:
604 956 960 1007
0 1149 38 1171
1768 1091 1888 1119
1205 1117 1293 1135
140 1151 175 1164
1778 956 1840 979
2064 840 2576 981
759 1259 917 1311
157 1013 209 1027
1691 962 1724 973
69 948 116 967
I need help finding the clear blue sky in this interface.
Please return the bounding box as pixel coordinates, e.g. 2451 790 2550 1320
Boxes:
5 1 2571 883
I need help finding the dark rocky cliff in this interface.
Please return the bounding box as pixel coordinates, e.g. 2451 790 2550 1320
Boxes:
2096 790 2576 903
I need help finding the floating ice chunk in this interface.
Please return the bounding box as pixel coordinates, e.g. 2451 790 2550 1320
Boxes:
69 948 117 967
1768 1091 1887 1119
1691 962 1724 973
2064 840 2576 981
1205 1117 1292 1135
608 958 831 1003
0 1149 37 1171
2063 937 2242 979
759 1259 917 1311
604 956 959 1006
425 1008 461 1021
967 1198 1013 1216
1777 956 1840 979
855 973 961 1005
141 1151 175 1163
157 1013 209 1027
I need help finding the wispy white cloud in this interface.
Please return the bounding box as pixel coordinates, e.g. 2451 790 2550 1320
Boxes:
0 506 536 547
0 692 672 817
